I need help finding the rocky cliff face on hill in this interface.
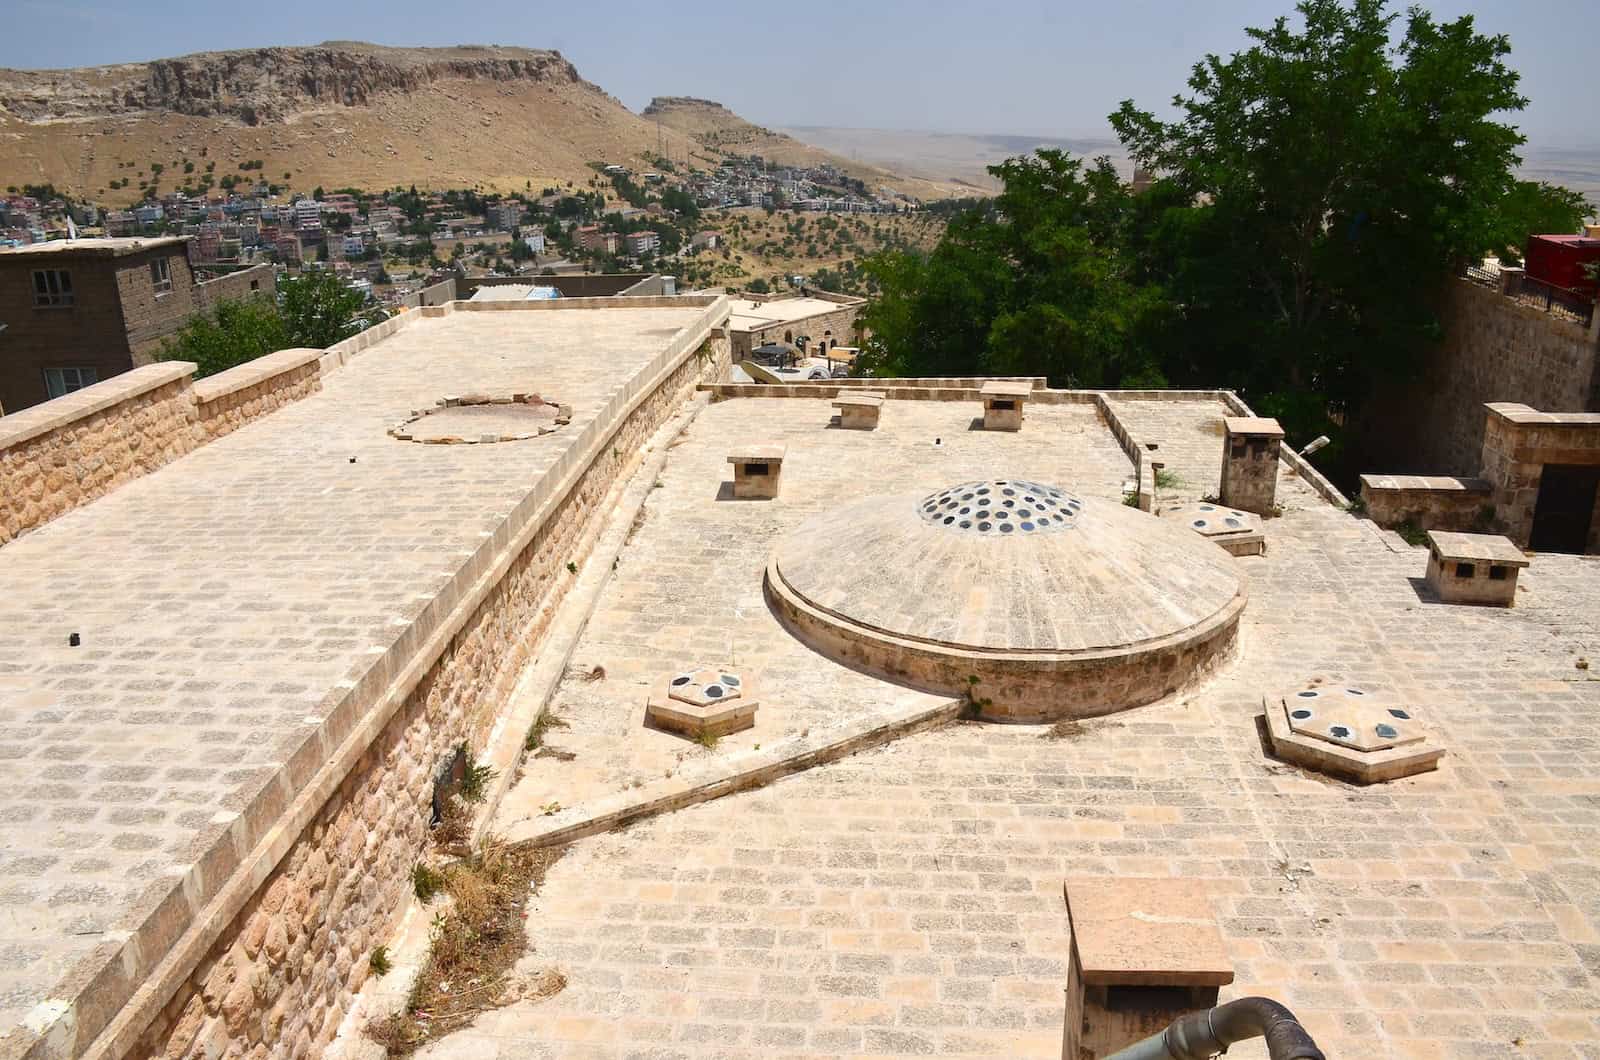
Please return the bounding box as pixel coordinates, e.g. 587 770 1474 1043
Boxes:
0 44 960 203
0 43 586 125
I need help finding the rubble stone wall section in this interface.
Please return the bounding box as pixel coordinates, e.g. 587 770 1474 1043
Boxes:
0 363 199 545
1359 474 1495 532
193 349 324 444
125 329 730 1060
0 351 329 544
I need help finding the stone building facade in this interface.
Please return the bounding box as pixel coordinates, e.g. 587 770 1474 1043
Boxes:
0 238 274 415
727 290 864 359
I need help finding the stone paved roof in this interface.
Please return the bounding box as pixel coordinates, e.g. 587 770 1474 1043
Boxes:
0 303 713 1033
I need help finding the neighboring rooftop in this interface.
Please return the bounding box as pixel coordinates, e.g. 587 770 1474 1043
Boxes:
0 236 187 258
727 295 860 332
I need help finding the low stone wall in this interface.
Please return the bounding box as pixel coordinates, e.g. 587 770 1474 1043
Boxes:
194 349 324 443
1359 474 1494 531
193 264 277 310
103 315 731 1060
0 350 332 545
0 363 200 545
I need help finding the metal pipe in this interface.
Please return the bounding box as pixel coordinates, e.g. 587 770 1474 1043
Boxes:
1104 997 1326 1060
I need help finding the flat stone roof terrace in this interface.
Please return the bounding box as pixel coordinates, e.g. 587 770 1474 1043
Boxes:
0 302 717 1035
433 393 1600 1059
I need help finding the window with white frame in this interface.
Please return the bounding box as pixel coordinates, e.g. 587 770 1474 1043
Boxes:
31 269 74 308
43 366 98 399
150 257 172 294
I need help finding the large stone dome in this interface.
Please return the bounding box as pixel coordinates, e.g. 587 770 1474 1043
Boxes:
765 479 1246 721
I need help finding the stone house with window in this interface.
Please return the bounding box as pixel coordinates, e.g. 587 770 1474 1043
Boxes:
0 237 275 414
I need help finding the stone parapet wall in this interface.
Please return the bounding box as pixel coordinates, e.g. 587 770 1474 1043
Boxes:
0 349 334 545
194 349 324 443
0 363 199 545
101 308 731 1060
1359 474 1494 531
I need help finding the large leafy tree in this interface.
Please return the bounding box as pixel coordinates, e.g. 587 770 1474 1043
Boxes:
861 151 1170 387
164 270 377 378
1110 0 1529 423
278 270 370 349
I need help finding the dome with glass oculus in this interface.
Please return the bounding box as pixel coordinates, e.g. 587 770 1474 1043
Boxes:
766 478 1247 722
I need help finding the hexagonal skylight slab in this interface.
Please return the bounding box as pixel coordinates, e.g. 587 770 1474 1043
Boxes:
1160 502 1265 556
1283 686 1423 751
1263 684 1443 784
918 480 1081 537
647 667 758 740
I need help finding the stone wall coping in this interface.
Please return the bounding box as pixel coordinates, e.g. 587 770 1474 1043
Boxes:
1223 415 1285 438
1360 474 1493 494
191 348 323 405
980 380 1033 399
0 361 196 451
832 394 884 408
1487 402 1600 426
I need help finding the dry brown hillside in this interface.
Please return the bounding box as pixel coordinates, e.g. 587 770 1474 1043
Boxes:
0 43 712 204
642 96 966 200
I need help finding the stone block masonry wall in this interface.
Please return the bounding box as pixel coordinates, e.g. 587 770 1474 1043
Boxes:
0 363 200 545
0 353 328 545
1359 474 1494 531
117 325 731 1059
193 349 323 444
1480 403 1600 552
1362 278 1599 476
192 264 277 313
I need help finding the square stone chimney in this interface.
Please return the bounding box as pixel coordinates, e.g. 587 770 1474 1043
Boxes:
831 393 884 430
1220 416 1284 515
726 444 787 499
1062 877 1234 1058
1425 531 1528 606
980 380 1030 431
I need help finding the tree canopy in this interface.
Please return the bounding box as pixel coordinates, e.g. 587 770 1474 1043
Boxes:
860 0 1592 475
162 271 375 378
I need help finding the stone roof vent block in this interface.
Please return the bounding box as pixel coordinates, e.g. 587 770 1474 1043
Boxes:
1263 683 1443 783
646 668 758 740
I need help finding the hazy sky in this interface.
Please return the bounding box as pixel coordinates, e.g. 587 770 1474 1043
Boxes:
2 0 1592 147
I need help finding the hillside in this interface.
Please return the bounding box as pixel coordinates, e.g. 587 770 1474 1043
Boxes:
0 43 712 204
641 96 966 200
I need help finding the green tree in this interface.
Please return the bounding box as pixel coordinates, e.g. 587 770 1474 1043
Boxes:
160 298 291 379
860 151 1170 387
1110 0 1530 428
278 271 368 348
1487 181 1593 263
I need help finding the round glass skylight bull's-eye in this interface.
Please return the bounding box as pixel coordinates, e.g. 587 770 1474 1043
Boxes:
917 479 1081 536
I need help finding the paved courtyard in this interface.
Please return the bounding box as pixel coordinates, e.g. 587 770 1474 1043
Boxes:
430 394 1600 1060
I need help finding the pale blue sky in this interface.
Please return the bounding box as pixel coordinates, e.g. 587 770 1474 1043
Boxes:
3 0 1592 146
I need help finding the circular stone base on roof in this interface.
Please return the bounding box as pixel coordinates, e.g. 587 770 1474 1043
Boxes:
389 394 570 444
766 481 1247 722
